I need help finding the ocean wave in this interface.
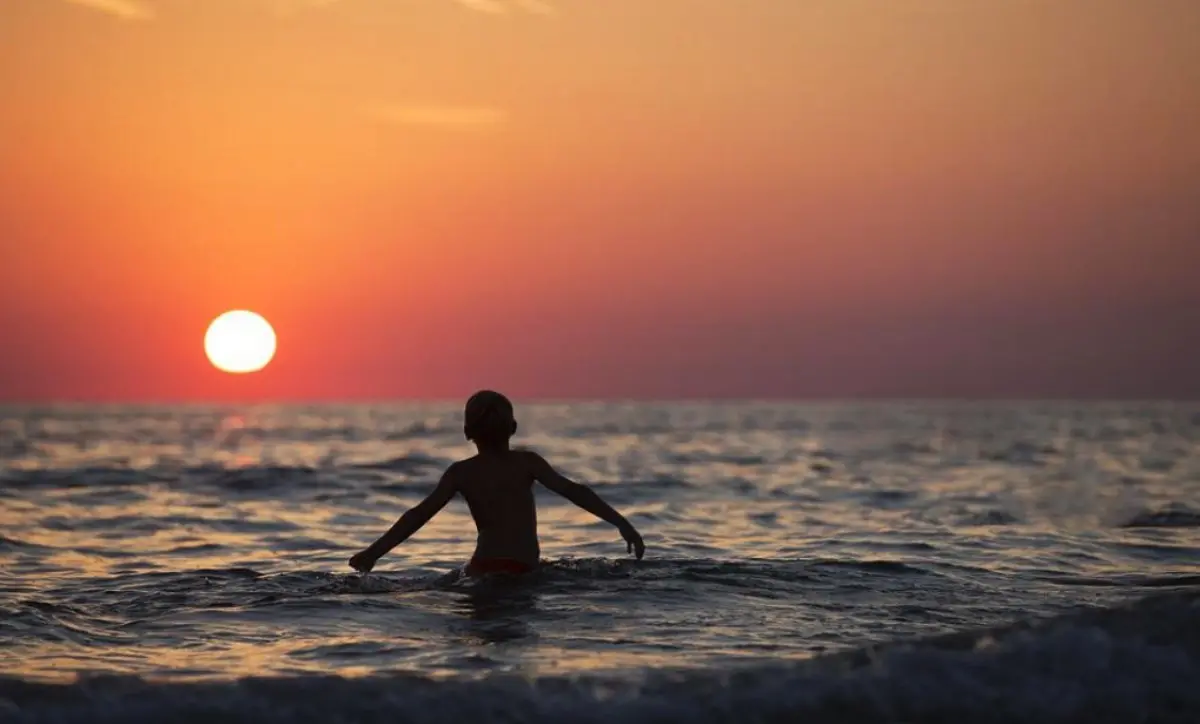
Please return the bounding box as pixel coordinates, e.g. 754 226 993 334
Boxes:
1 415 455 449
0 436 35 459
1120 503 1200 529
205 465 326 492
5 558 969 628
0 463 699 503
1036 573 1200 589
1 590 1196 724
0 558 877 616
0 468 162 489
349 454 450 473
0 456 449 493
981 440 1059 465
381 422 452 441
217 422 452 444
0 534 40 550
959 509 1023 526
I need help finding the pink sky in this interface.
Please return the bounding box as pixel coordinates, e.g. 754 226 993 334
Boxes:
1 0 1197 401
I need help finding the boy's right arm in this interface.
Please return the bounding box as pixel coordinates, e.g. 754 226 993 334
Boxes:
348 464 460 572
526 451 645 559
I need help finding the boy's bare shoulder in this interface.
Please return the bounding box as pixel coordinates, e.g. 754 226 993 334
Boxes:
444 457 489 480
511 447 549 467
446 456 480 475
448 451 540 475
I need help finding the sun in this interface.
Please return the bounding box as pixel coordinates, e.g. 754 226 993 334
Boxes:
204 310 277 374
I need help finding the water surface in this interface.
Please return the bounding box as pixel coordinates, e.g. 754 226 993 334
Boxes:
2 402 1198 721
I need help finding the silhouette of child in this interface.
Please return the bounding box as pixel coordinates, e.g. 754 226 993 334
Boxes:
349 390 645 576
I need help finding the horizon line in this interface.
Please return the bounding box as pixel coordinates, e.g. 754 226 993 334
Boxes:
1 396 1197 408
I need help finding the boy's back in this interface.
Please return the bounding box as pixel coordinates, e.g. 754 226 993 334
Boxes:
453 451 541 569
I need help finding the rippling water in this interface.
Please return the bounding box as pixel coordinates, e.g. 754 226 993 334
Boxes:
1 402 1198 722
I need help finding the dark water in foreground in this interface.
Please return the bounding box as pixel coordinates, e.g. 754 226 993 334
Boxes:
1 402 1198 722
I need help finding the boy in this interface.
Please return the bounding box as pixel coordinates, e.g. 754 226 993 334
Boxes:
349 390 645 576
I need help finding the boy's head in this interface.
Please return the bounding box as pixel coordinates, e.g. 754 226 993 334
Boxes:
464 390 517 446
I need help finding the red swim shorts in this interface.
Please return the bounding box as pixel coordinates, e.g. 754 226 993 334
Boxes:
465 557 534 576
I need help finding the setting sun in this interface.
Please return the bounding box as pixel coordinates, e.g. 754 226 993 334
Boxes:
204 311 277 374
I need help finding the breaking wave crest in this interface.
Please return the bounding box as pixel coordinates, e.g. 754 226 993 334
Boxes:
2 590 1196 724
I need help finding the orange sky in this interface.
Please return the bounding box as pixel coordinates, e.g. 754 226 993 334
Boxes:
1 0 1198 401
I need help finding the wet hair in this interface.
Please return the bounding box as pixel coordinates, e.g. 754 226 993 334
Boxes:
463 390 516 445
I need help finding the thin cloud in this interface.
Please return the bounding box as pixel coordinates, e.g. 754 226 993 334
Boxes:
61 0 554 20
456 0 555 14
456 0 506 13
64 0 154 20
266 0 342 12
513 0 555 14
365 104 508 129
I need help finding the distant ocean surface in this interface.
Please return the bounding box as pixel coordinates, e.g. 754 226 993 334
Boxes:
1 402 1198 723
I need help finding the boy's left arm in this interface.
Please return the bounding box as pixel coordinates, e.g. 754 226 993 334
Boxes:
349 465 460 572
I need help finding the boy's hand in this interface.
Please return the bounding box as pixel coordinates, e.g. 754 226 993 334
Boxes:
349 550 377 573
619 522 645 560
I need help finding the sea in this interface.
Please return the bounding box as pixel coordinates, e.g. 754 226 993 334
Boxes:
1 401 1198 723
